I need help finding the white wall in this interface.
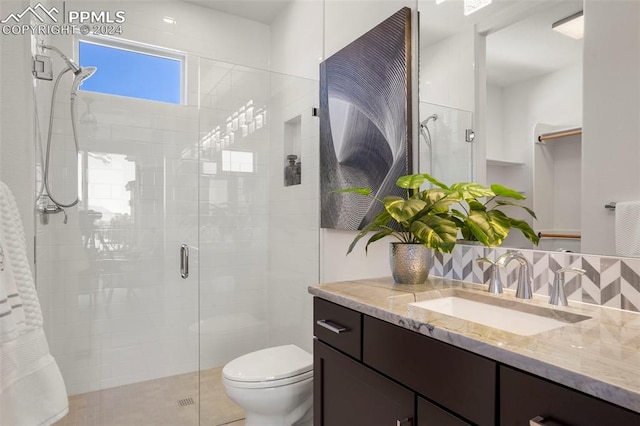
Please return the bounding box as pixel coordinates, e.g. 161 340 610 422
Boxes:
266 0 322 355
269 0 323 81
486 85 504 161
581 0 640 255
486 63 582 249
420 29 476 113
0 0 35 266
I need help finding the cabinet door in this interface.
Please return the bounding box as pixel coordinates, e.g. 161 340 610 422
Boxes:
363 316 496 425
314 339 415 426
500 365 640 425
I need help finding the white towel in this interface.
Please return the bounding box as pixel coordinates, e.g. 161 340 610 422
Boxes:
615 201 640 257
0 181 68 425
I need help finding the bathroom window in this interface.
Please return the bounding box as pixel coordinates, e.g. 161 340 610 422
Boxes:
222 150 254 173
78 39 185 104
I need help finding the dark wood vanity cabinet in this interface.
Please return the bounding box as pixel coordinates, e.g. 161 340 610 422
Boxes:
313 298 484 425
313 297 640 426
500 365 640 426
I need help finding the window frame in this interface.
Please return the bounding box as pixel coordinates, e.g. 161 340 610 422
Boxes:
75 35 187 105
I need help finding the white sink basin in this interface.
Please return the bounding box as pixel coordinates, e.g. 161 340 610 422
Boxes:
410 296 588 336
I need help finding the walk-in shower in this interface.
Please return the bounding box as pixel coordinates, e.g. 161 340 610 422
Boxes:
36 43 97 224
27 8 319 423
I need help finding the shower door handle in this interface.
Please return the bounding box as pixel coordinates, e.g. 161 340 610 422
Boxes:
180 244 189 279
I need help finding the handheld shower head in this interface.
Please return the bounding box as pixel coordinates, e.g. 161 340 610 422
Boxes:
41 44 82 74
420 114 438 128
71 66 97 93
419 113 438 148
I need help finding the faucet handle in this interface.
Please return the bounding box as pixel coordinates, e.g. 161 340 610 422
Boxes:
476 257 503 294
550 267 586 306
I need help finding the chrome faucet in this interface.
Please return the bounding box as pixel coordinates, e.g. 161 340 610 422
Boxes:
497 251 533 299
476 253 511 294
550 267 586 306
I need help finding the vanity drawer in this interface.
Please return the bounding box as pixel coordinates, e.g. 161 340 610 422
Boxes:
500 365 640 425
313 298 362 360
363 315 496 426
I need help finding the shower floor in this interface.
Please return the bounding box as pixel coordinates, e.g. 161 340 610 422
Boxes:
54 367 245 426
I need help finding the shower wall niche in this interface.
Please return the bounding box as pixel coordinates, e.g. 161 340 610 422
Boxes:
284 115 302 186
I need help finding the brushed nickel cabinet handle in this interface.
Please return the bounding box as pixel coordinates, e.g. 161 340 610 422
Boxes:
396 417 413 426
530 415 566 426
316 319 348 334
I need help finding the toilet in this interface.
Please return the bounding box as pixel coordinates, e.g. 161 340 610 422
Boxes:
222 344 313 426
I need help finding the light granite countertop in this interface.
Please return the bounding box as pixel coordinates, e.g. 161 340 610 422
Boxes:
308 276 640 413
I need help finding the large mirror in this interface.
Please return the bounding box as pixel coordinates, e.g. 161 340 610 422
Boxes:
417 0 640 257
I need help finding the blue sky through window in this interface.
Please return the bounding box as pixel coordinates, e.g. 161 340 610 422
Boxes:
79 41 182 104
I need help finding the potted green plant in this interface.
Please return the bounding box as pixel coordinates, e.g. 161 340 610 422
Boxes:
337 174 461 284
337 173 538 284
427 176 540 247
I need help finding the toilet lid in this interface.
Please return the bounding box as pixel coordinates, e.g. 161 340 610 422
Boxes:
223 345 312 383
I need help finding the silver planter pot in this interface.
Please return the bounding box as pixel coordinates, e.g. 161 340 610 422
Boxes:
389 243 433 284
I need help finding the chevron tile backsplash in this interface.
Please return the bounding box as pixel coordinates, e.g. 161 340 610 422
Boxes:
432 245 640 313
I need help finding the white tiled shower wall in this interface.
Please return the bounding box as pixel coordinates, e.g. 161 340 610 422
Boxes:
267 73 319 353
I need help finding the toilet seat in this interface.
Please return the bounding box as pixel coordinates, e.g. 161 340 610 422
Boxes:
223 370 313 389
222 344 313 389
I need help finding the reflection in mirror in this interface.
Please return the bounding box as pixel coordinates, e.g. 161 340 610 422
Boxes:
485 1 583 251
417 0 640 257
418 102 473 184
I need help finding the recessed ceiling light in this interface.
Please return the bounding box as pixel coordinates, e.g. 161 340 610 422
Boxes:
163 16 176 24
552 11 584 39
464 0 492 16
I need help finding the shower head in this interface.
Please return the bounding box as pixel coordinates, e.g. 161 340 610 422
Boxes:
419 114 438 148
420 114 438 128
71 66 97 93
41 44 82 74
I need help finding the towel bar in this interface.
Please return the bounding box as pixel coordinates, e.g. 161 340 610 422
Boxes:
538 232 581 239
605 202 617 210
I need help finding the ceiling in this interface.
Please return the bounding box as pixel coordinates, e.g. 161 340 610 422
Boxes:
484 1 583 87
418 0 583 87
183 0 291 24
184 0 583 88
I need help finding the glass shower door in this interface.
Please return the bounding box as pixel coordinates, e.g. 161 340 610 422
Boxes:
36 51 201 425
196 58 320 424
196 58 270 424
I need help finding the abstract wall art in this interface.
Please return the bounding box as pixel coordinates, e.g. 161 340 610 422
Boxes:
320 7 413 230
